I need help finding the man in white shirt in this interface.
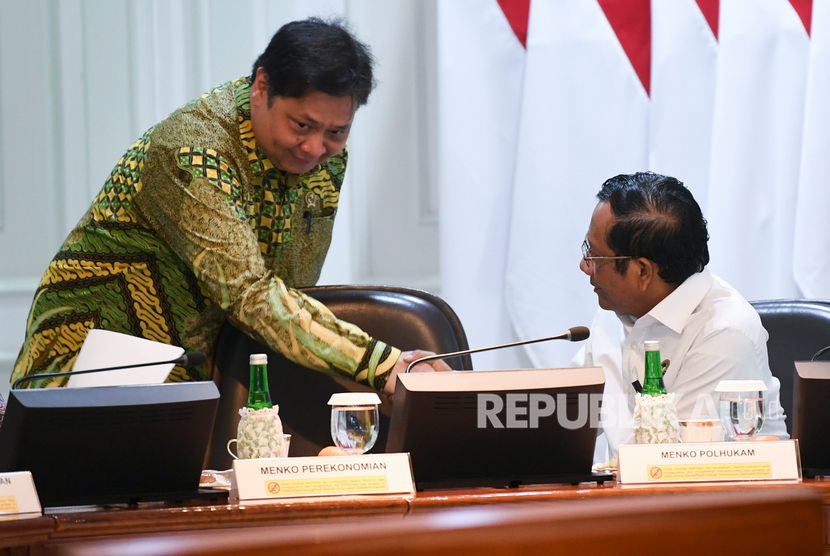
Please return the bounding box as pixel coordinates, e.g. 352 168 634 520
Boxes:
573 172 787 462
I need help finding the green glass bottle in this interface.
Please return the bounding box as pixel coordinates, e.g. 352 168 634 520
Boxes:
247 353 273 410
642 340 666 396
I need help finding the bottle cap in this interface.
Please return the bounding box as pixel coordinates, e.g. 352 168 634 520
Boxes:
644 340 660 351
250 353 268 365
327 392 382 406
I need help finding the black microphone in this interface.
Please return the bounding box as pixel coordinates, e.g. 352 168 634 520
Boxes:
404 326 590 373
12 351 207 389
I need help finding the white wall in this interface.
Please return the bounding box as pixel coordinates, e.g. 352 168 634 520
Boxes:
0 0 440 399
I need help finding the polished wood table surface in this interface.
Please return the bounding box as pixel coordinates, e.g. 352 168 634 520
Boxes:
3 478 830 554
412 475 830 510
38 489 827 556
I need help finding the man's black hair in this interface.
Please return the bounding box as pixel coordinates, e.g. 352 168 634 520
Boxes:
251 17 376 107
597 172 710 284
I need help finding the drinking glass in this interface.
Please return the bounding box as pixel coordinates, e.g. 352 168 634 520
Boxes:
716 381 766 441
328 393 381 455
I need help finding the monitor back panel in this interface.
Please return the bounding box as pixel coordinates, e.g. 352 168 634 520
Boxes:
0 382 219 507
793 361 830 476
386 368 604 489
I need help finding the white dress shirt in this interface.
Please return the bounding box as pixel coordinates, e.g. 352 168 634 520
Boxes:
573 267 788 461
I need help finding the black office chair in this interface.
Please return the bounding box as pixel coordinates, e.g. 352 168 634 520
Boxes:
750 299 830 436
206 285 472 469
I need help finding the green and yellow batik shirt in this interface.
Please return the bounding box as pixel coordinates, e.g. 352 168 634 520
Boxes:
12 77 400 391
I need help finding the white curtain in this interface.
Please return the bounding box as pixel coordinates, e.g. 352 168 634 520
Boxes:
506 0 650 368
648 0 718 208
794 0 830 298
705 0 810 300
438 0 828 368
437 0 528 370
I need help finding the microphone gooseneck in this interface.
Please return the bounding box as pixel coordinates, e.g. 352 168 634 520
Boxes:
812 345 830 361
12 351 206 389
404 326 590 373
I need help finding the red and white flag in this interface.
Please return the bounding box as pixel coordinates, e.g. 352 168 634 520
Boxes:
705 0 811 300
794 0 830 298
438 1 827 367
649 0 719 207
505 0 651 367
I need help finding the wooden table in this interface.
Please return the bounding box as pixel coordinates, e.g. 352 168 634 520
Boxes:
3 478 829 555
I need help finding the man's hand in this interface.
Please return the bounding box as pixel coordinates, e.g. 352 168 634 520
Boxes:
383 350 452 398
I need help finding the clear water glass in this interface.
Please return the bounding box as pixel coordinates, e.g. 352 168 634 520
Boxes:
330 404 379 454
328 392 382 455
718 390 765 441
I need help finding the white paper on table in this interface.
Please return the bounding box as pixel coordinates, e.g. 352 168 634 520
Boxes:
67 329 184 387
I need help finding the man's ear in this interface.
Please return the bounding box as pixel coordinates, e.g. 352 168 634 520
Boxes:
635 257 655 291
252 68 269 101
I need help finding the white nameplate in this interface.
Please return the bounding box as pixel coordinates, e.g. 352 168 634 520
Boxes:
231 453 415 502
619 440 800 484
0 472 42 518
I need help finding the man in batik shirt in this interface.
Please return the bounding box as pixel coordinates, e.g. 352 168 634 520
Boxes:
12 18 449 395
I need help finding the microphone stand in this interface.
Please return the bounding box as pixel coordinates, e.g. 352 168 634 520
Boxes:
405 327 590 373
12 352 205 390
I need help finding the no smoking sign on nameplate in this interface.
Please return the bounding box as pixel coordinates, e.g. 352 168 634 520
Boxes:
0 472 42 519
232 453 415 502
619 440 800 484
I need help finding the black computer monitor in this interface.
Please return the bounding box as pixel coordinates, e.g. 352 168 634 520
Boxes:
0 382 220 507
386 367 607 489
793 361 830 477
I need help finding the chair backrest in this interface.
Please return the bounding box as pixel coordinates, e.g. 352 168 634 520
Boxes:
750 299 830 436
207 285 471 468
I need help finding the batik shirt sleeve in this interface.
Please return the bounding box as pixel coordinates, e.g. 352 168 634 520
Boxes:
134 145 400 393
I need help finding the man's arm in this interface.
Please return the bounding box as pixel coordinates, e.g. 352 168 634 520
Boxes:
134 148 403 392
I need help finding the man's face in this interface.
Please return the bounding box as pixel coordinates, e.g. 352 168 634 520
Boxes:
580 202 646 317
250 68 356 174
